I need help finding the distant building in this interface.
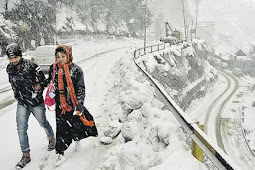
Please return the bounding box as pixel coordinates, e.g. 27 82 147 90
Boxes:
229 49 255 73
235 49 247 56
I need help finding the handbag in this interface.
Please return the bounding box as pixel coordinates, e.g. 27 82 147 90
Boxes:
45 62 57 111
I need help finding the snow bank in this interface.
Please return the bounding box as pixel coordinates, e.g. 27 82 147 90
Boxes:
99 51 207 169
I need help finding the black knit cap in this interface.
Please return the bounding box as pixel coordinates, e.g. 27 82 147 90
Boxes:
6 43 22 58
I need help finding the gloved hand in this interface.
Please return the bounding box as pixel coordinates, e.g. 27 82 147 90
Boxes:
75 103 84 113
73 110 82 116
74 103 84 116
34 84 41 91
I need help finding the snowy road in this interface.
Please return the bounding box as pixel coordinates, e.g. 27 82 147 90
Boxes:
204 70 238 150
0 83 15 110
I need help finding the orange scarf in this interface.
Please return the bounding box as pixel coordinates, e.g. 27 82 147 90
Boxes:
58 62 78 114
55 45 78 114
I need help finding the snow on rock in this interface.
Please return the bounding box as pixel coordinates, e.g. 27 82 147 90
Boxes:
100 137 113 145
98 51 207 169
203 60 217 82
137 41 219 113
103 120 122 139
183 46 195 58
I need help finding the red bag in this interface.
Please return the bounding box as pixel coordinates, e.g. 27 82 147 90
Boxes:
45 62 57 111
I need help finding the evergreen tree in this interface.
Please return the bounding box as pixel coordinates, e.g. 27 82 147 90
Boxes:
4 0 56 50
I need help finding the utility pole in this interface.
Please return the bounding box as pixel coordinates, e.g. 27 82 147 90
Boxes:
144 0 148 54
182 0 187 41
191 20 193 41
195 0 202 39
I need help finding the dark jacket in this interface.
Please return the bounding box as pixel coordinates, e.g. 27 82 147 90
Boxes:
45 62 86 110
6 58 45 107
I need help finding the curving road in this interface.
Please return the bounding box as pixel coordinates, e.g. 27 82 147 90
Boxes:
204 69 255 170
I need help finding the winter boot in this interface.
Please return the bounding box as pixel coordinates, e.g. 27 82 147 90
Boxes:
74 141 80 151
54 153 66 167
15 152 31 169
48 136 56 151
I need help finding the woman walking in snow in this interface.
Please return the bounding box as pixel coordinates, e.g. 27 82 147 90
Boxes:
44 45 98 166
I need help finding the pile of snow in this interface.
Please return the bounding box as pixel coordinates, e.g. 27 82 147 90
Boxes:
98 52 206 169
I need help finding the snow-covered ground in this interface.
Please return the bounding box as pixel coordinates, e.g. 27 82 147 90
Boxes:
0 37 208 169
1 35 255 170
1 0 255 169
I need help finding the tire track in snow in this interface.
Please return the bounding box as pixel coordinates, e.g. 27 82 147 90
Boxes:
215 70 237 150
204 72 230 136
204 69 238 151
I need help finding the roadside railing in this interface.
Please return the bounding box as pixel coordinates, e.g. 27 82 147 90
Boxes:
134 43 166 59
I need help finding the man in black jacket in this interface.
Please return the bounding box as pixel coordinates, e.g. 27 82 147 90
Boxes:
6 43 55 169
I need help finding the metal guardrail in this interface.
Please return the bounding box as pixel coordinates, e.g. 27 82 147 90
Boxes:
133 46 241 170
133 43 166 59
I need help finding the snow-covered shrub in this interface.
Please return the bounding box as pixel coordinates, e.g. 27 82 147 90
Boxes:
137 41 217 111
